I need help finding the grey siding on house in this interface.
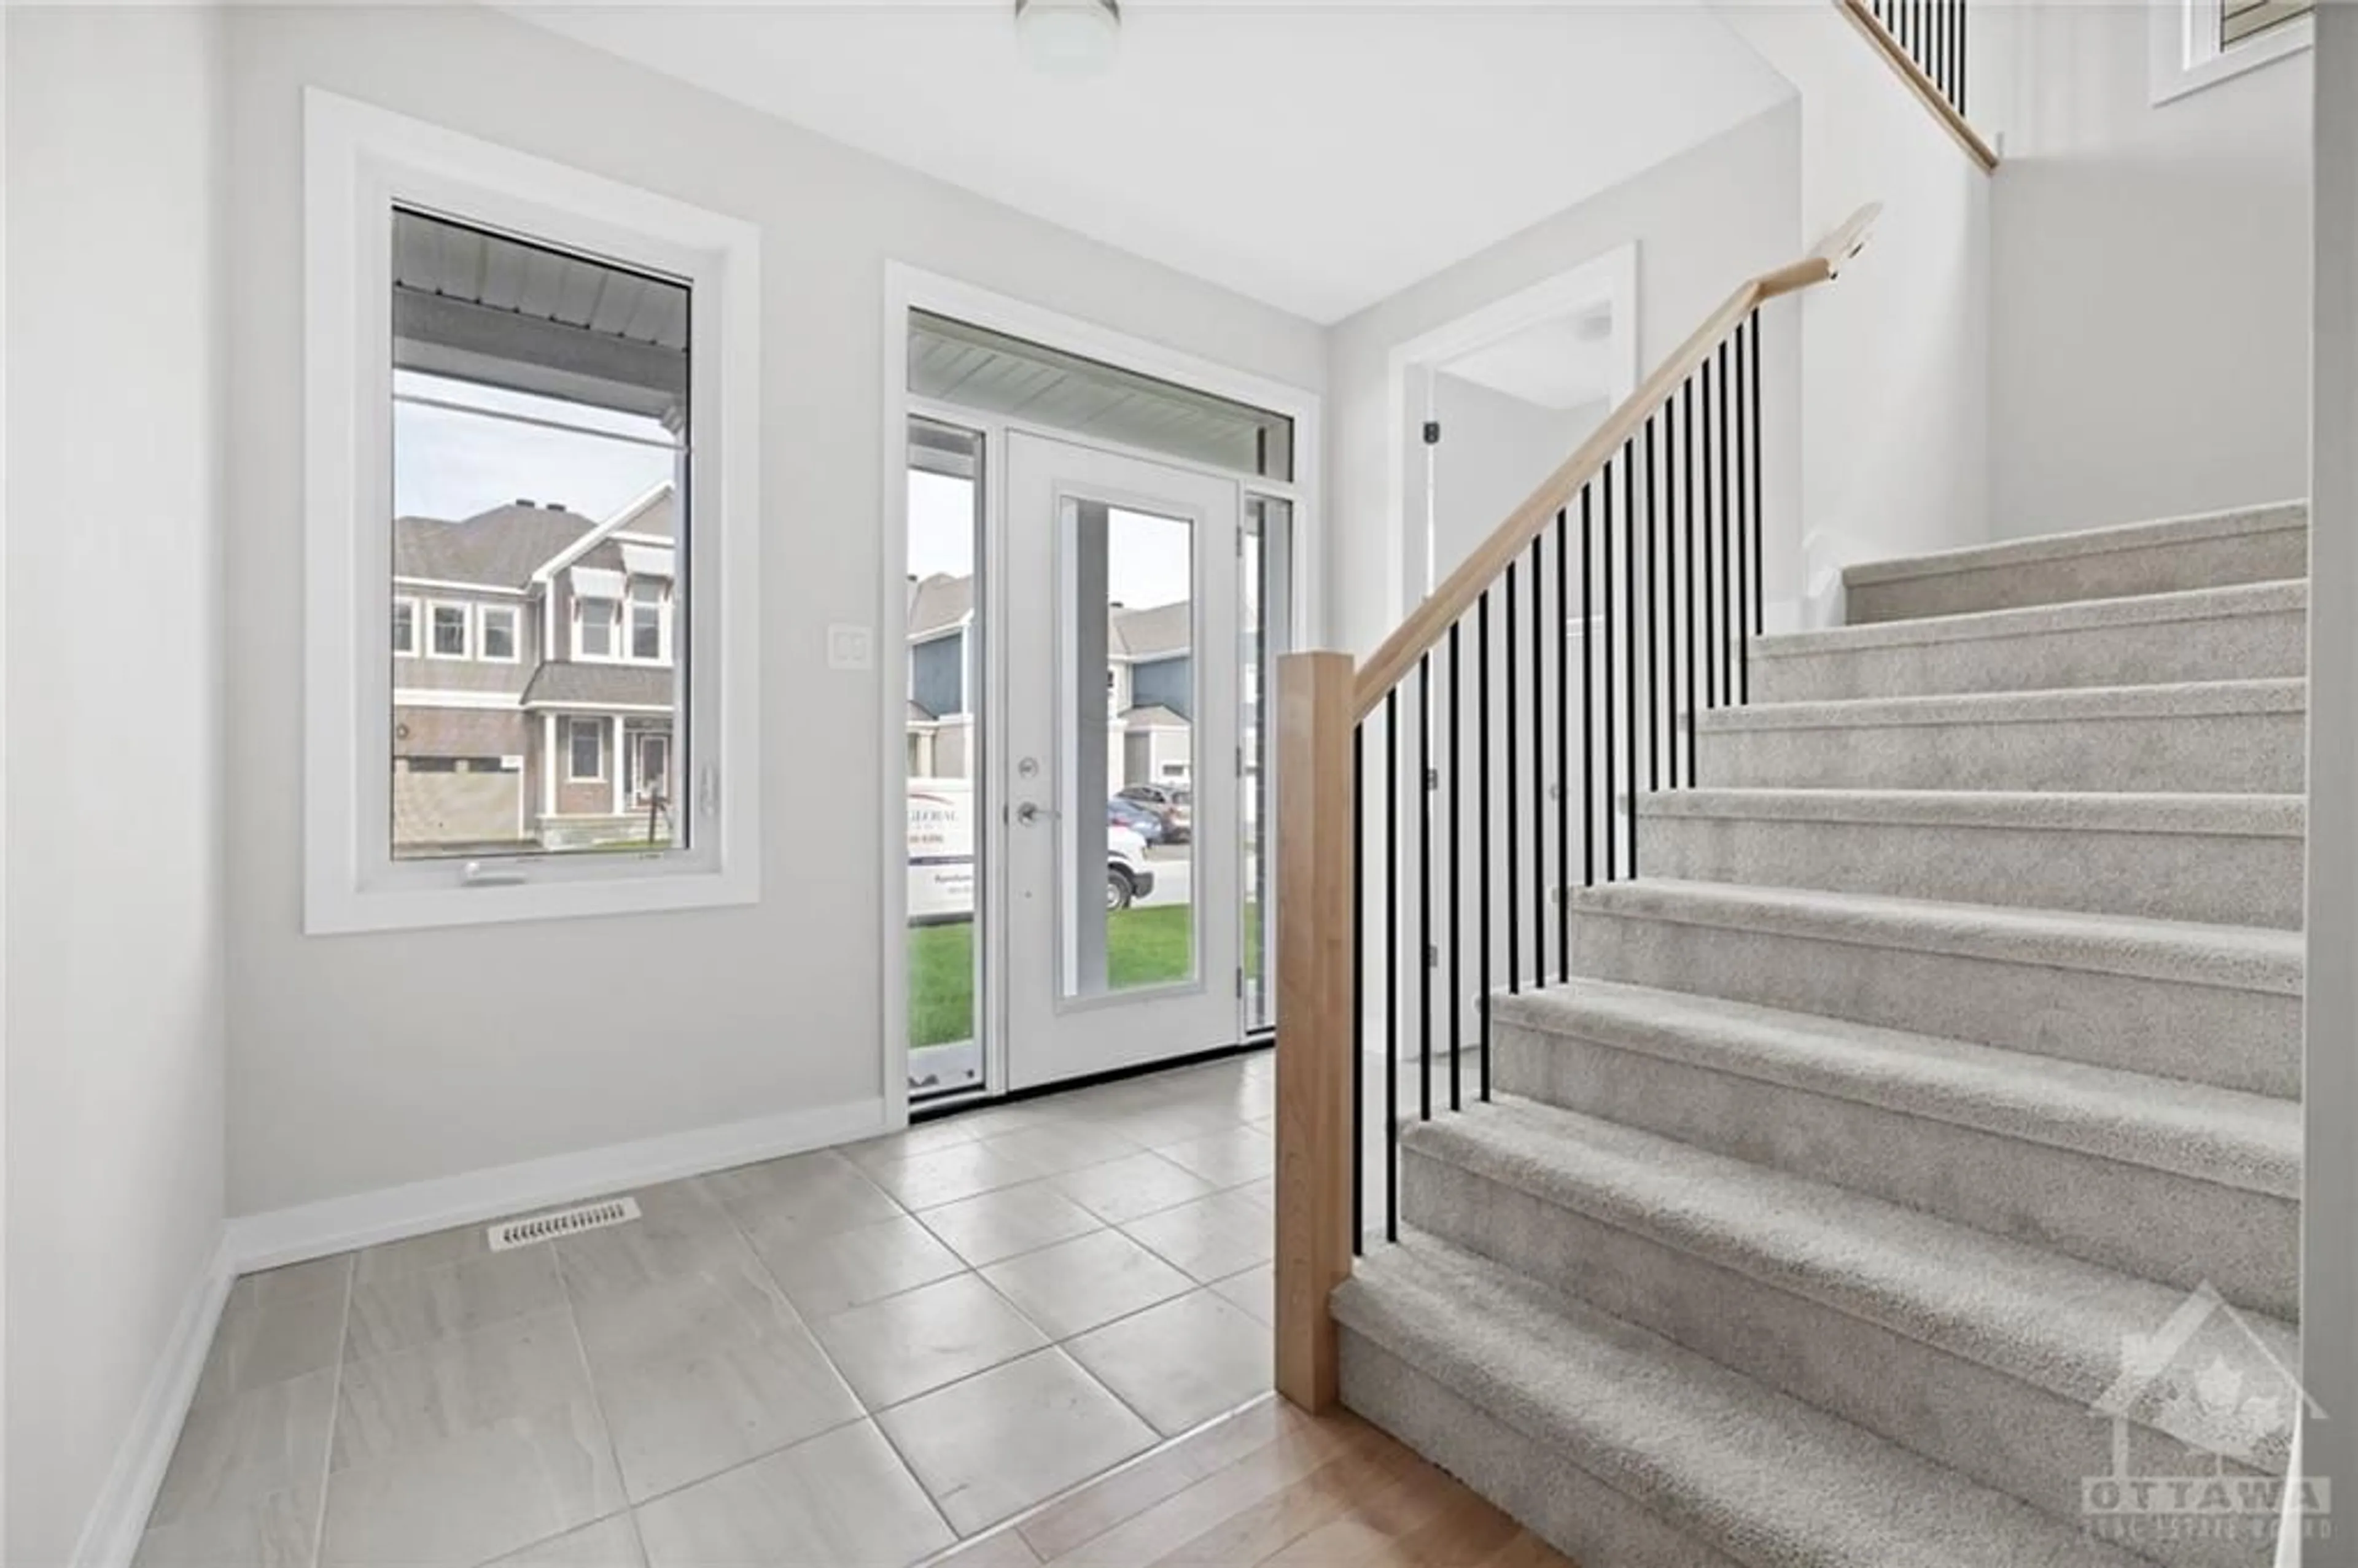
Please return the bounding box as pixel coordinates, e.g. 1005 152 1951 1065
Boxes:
913 631 965 718
1130 655 1193 721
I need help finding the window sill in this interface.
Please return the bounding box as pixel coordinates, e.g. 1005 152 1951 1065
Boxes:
305 858 757 936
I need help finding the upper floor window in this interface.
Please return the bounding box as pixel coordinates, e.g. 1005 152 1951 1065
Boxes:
428 602 471 659
630 580 667 661
480 604 520 662
2222 0 2311 48
2153 0 2311 101
304 93 760 933
577 592 620 661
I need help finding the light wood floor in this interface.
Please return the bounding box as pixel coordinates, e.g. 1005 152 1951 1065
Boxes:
928 1395 1579 1567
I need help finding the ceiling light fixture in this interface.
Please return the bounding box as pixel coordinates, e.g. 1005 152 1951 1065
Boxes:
1016 0 1121 79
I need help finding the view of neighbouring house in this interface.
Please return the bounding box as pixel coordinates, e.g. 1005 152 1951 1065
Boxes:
394 482 680 855
904 570 1193 789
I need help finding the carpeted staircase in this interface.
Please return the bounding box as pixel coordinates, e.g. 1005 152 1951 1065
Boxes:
1331 503 2308 1567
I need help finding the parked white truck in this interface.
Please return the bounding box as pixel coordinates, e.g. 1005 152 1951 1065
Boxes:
907 777 1154 923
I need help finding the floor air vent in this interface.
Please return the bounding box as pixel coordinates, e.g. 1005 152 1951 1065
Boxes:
487 1195 641 1252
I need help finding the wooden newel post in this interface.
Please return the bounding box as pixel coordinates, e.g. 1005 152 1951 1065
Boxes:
1274 650 1356 1413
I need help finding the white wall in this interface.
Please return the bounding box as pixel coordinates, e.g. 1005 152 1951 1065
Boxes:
1326 99 1803 659
4 9 230 1562
2304 6 2352 1557
1 8 13 1553
222 5 1324 1218
1428 372 1606 600
1711 1 1994 594
1985 2 2310 535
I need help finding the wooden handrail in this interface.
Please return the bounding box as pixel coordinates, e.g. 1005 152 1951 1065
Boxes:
1350 203 1882 721
1835 0 1999 172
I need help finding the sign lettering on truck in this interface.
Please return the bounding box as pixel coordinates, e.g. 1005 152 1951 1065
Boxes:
907 777 975 923
908 777 1158 921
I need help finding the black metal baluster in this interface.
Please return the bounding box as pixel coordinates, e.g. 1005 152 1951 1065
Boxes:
1504 561 1520 995
1752 308 1766 641
1418 654 1432 1124
1601 460 1617 878
1622 437 1637 879
1351 722 1364 1256
1735 322 1750 705
1581 489 1595 890
1700 357 1718 712
1929 0 1942 99
1384 689 1399 1245
1683 377 1698 780
1718 338 1734 708
1555 508 1570 984
1956 0 1968 112
1663 393 1679 790
1646 414 1660 793
1529 534 1546 986
1477 591 1492 1100
1947 0 1959 104
1448 622 1462 1116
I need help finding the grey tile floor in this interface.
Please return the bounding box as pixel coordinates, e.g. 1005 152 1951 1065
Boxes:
136 1052 1281 1568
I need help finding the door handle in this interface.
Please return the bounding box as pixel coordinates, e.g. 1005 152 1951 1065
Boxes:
1015 801 1059 825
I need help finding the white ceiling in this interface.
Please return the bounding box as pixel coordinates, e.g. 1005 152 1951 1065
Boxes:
505 2 1792 324
1441 309 1617 411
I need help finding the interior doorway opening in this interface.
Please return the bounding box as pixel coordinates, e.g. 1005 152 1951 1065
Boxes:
1388 244 1637 610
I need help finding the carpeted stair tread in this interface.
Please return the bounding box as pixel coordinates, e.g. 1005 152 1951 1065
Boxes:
1401 1095 2298 1467
1571 877 2302 995
1698 677 2304 734
1842 502 2307 592
1489 979 2298 1197
1758 577 2305 660
1333 1236 2157 1568
1637 787 2302 837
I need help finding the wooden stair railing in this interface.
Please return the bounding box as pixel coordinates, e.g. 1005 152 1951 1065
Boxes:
1837 0 1998 171
1273 204 1882 1413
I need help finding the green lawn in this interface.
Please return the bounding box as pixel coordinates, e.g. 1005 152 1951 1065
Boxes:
906 906 1196 1049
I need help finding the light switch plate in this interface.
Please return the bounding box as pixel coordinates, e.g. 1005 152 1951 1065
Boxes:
827 623 874 671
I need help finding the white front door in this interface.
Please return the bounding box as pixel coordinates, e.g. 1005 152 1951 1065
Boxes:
1002 432 1242 1091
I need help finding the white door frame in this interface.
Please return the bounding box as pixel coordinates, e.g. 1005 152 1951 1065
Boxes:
879 263 1323 1131
1383 242 1638 618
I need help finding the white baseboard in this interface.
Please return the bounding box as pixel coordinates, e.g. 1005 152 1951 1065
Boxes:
71 1233 236 1568
225 1094 892 1273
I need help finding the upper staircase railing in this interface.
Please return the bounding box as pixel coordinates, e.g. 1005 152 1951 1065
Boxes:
1837 0 1998 170
1273 205 1881 1412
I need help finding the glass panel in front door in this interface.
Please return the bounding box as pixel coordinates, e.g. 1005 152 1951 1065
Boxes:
1059 500 1196 1001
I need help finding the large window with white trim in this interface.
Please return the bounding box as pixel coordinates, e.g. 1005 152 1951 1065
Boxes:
305 93 759 934
389 207 688 863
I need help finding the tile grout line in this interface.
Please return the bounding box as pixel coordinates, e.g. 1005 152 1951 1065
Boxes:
545 1240 658 1568
706 1150 1178 1540
646 1176 963 1555
911 1390 1288 1568
305 1256 357 1568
